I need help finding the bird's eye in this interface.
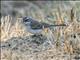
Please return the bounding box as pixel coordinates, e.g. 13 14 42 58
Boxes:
23 17 30 22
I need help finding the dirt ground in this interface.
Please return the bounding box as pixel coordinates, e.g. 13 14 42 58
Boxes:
1 1 80 60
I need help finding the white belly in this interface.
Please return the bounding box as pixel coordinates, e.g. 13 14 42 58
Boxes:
26 26 42 34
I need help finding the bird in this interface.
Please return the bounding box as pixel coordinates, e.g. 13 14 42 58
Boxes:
22 17 66 35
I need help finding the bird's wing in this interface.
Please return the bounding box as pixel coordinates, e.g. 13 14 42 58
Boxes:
30 21 43 29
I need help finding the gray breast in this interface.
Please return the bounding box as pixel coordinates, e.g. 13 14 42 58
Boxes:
26 25 43 34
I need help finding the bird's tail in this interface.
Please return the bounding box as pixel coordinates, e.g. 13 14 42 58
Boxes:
50 24 66 26
44 24 66 28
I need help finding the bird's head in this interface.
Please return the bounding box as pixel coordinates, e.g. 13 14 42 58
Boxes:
23 17 32 25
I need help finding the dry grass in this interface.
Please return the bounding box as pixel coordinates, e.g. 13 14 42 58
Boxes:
1 1 80 60
1 15 31 41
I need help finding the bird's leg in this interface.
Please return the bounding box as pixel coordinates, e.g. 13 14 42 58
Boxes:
32 34 37 37
32 34 43 38
37 34 43 37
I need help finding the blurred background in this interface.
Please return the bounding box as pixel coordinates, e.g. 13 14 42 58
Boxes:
1 1 80 25
1 1 80 60
1 1 80 17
